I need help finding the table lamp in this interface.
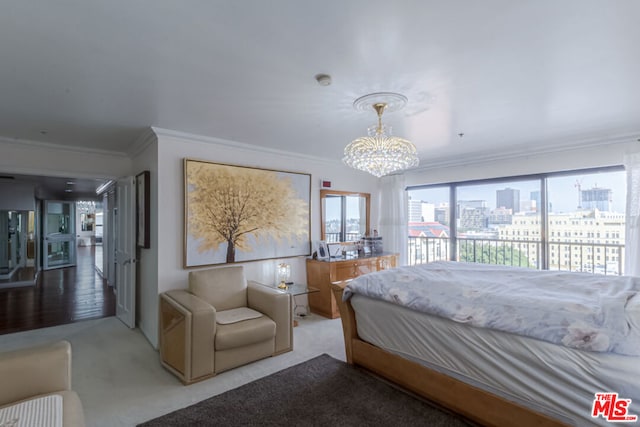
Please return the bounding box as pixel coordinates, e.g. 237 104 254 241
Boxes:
277 263 291 289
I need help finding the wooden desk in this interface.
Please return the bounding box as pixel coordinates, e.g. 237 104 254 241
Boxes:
306 253 398 318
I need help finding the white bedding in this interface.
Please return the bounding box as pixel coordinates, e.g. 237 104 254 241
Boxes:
344 261 640 355
351 294 640 427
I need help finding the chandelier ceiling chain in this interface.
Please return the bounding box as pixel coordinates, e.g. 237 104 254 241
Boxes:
343 92 419 178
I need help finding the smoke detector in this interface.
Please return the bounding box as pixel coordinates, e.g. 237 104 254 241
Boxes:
315 74 332 86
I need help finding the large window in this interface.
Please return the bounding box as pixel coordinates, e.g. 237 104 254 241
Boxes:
407 167 626 275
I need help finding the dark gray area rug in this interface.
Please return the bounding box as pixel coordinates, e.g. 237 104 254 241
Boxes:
139 354 473 426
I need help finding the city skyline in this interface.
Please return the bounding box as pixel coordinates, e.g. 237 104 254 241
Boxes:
409 170 626 215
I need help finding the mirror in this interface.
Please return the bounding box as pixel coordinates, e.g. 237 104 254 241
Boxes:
80 213 95 231
0 210 35 283
320 190 370 243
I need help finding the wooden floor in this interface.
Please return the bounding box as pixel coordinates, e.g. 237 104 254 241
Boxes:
0 246 116 335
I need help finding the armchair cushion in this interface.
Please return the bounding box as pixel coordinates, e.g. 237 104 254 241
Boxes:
189 266 247 310
215 316 276 351
216 307 263 324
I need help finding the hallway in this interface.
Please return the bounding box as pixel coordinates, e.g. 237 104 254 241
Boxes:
0 245 116 335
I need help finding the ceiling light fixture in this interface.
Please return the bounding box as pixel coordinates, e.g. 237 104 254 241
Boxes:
96 180 115 195
343 92 419 178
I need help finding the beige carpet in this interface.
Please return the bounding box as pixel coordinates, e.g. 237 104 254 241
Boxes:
1 314 346 427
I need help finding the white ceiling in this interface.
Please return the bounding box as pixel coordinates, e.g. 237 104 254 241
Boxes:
1 1 640 173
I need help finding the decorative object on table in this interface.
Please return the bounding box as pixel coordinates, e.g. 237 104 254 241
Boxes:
343 92 419 177
316 241 329 260
136 170 150 248
184 159 311 267
327 242 343 258
363 236 383 254
277 262 291 289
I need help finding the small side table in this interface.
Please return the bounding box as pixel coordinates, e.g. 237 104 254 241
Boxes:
275 283 319 326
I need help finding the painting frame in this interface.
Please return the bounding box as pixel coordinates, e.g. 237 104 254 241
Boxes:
183 158 311 268
136 170 150 248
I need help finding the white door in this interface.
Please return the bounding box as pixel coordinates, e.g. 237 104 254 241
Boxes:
115 177 136 328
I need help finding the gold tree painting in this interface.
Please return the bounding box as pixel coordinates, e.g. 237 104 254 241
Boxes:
184 159 311 267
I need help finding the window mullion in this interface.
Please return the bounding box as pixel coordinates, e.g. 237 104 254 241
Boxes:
540 177 549 270
450 185 457 261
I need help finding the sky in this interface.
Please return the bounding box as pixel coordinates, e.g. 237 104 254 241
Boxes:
409 170 626 214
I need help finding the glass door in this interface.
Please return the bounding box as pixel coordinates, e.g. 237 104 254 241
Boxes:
43 201 76 270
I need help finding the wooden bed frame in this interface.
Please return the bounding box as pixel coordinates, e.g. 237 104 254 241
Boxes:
330 282 570 427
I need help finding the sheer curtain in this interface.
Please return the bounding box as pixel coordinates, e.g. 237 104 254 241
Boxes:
378 174 408 266
625 152 640 276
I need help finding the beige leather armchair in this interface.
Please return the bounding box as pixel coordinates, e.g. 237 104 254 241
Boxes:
160 265 292 384
0 340 85 427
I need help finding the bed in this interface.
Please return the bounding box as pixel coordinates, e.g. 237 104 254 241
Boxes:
331 261 640 427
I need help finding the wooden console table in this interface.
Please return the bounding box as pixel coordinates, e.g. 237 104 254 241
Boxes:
306 253 398 319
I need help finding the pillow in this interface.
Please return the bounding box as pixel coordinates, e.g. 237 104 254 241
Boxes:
216 307 263 325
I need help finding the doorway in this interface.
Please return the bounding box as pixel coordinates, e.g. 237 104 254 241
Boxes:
0 174 117 335
43 200 77 270
0 242 116 335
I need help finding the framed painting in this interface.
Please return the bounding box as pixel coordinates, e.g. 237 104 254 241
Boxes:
136 170 150 248
184 159 311 267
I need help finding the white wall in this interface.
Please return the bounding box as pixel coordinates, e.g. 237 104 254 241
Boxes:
143 128 379 348
0 182 36 210
405 139 639 187
0 138 132 179
130 130 159 344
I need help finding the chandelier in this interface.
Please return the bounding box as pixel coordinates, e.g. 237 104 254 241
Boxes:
343 92 419 178
77 200 96 213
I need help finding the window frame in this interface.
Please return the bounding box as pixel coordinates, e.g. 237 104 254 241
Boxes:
407 165 624 269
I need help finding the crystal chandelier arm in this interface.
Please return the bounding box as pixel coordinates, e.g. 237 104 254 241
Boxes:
373 103 386 134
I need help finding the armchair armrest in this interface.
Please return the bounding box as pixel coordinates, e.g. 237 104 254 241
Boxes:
0 340 72 406
160 290 216 384
247 281 292 354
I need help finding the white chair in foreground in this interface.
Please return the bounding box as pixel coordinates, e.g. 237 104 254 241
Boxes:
0 340 85 427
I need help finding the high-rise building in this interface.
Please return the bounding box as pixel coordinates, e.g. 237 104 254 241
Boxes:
581 187 612 211
457 199 487 211
497 188 520 213
459 207 488 230
489 207 513 225
408 199 436 222
457 200 488 230
530 191 540 212
530 191 540 204
408 198 423 222
434 205 450 226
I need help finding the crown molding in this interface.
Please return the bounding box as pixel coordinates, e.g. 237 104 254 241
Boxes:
0 135 130 157
128 127 158 157
411 133 640 172
151 127 342 166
